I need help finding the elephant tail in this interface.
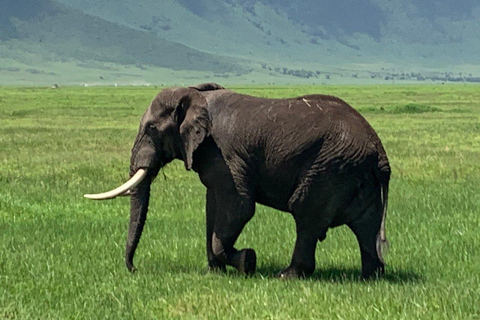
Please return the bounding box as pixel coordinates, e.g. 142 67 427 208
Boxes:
375 153 391 264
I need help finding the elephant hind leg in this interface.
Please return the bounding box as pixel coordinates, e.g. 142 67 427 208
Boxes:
280 179 341 278
348 202 384 279
278 223 322 279
279 204 331 279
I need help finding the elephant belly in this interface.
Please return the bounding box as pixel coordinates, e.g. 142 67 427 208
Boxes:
253 158 312 212
254 176 297 213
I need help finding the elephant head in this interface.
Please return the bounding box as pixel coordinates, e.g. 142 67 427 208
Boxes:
84 83 224 272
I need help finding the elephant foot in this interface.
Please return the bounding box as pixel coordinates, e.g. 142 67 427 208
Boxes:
208 259 226 273
361 264 385 280
231 248 256 275
277 265 314 279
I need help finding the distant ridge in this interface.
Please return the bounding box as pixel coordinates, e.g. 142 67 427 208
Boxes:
1 0 480 85
0 0 241 72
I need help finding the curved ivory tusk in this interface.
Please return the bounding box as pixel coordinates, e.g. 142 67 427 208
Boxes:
84 169 147 200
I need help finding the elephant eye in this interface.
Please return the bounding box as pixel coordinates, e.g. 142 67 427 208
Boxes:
147 123 156 132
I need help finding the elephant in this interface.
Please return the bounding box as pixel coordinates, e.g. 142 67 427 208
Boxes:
85 83 391 279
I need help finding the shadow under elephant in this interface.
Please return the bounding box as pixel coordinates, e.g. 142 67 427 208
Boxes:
254 264 423 284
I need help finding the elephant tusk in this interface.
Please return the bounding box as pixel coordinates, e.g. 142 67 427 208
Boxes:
84 169 147 200
118 190 132 196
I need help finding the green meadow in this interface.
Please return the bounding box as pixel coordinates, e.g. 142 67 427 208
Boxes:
1 85 479 319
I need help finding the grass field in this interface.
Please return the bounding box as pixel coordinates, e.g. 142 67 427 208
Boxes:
1 85 479 319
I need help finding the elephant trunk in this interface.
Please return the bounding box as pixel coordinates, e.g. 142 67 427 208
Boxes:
125 131 162 272
125 174 152 272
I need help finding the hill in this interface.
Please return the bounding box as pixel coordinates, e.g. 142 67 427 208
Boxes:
0 0 246 85
1 0 480 85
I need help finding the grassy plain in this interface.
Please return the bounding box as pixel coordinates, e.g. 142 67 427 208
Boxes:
1 85 479 319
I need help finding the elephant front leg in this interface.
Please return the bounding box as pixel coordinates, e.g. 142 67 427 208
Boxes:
206 189 226 272
211 191 257 275
212 233 257 275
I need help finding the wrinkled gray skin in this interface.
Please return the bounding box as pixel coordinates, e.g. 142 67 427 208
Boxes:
126 83 391 279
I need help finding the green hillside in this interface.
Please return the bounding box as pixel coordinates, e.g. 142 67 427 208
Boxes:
1 0 480 85
1 0 244 71
55 0 480 66
53 0 358 65
0 0 248 85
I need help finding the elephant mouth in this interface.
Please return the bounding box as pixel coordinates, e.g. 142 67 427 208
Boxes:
84 169 147 200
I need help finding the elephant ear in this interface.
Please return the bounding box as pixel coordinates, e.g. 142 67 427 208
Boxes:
176 89 211 170
189 82 225 91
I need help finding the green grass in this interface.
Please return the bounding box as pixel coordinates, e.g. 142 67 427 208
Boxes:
1 85 479 319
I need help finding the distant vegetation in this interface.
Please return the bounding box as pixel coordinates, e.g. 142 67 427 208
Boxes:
359 103 441 114
259 63 480 84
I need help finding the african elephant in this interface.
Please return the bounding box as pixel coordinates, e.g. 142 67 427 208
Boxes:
85 83 391 279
